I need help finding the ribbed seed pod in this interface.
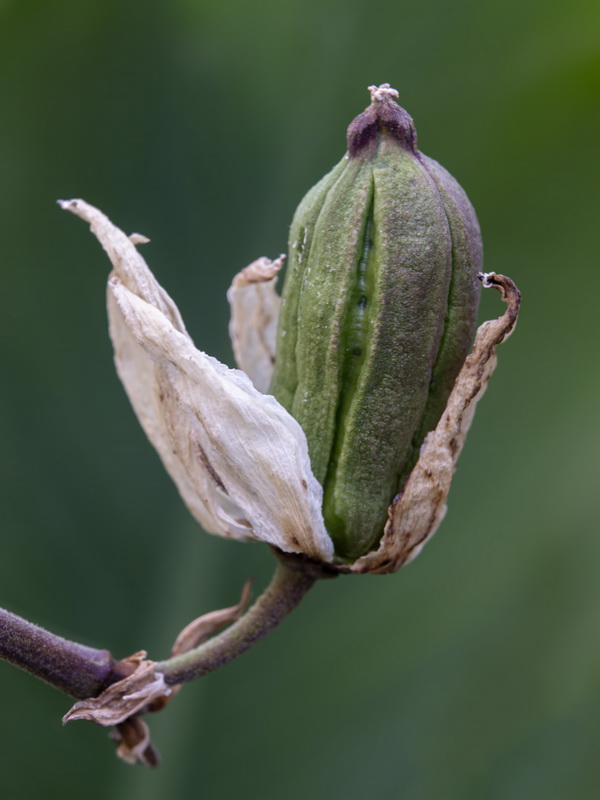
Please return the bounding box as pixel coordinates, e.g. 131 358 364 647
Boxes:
269 85 482 561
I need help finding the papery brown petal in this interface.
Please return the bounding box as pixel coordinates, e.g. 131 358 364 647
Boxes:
112 717 160 767
350 273 521 574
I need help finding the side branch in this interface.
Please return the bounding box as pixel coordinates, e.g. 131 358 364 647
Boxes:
155 557 322 685
58 554 329 766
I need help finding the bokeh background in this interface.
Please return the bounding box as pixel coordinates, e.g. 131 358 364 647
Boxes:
1 0 598 798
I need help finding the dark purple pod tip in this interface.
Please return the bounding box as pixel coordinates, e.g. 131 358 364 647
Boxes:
347 84 418 158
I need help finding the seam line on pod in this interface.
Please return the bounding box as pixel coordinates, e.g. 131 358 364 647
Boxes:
321 173 376 534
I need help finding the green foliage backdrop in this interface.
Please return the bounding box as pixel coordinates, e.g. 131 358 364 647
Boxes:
1 0 598 797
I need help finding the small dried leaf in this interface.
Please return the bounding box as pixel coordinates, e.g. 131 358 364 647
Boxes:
350 272 521 574
227 256 284 392
111 717 160 767
172 579 252 656
143 580 255 716
62 657 170 727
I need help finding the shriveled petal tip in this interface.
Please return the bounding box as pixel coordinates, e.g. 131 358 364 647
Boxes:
227 255 284 392
58 199 185 333
62 199 333 563
350 273 521 575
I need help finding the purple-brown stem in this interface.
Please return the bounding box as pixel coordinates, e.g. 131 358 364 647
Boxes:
0 607 126 699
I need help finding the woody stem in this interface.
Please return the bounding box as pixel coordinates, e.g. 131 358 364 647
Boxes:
0 607 126 699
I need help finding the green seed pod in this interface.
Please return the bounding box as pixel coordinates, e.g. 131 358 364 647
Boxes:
269 84 482 561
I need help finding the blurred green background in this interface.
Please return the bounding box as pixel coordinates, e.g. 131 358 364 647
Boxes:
1 0 599 797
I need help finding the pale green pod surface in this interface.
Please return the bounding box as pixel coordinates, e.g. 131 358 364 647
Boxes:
269 86 482 561
270 156 347 413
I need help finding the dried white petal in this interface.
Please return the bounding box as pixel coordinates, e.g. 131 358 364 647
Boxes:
227 256 284 392
350 273 521 574
61 199 333 562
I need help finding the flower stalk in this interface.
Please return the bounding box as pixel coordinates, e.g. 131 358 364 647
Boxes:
156 555 331 685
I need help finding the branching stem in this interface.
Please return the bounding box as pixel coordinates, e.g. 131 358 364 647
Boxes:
0 555 328 701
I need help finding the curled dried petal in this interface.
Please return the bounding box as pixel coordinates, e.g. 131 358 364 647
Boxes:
171 579 252 657
350 272 521 574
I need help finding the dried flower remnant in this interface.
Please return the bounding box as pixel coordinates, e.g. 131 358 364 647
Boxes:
62 651 168 766
2 83 521 767
58 83 519 577
59 194 519 577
